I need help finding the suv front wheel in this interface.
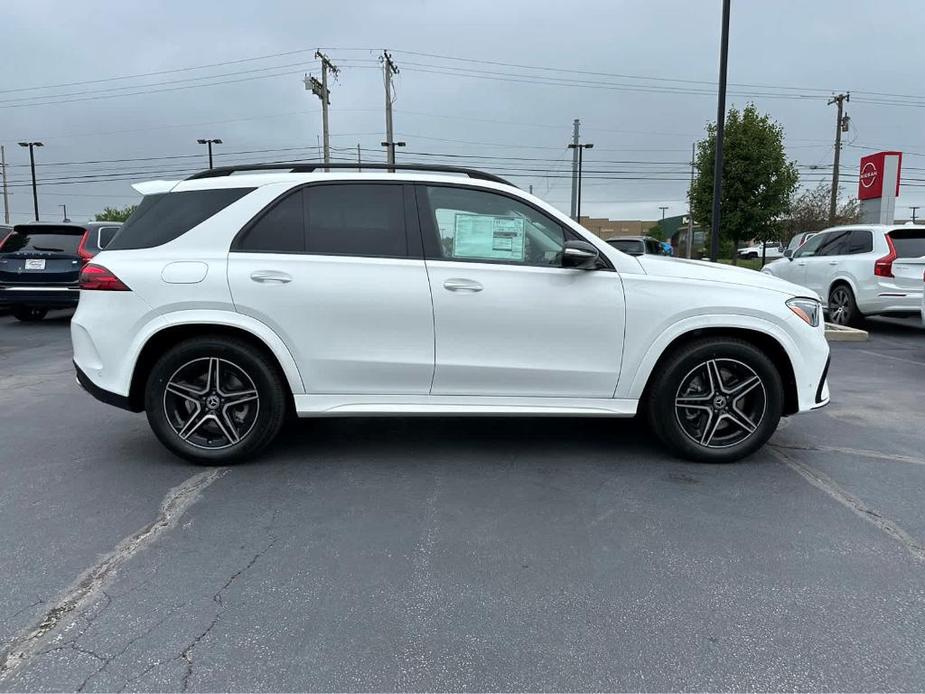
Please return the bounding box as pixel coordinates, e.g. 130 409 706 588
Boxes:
144 336 287 464
646 338 784 463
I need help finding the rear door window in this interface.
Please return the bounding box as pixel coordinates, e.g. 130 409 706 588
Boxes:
305 184 407 257
846 230 873 254
236 189 305 253
816 231 850 256
106 188 254 250
889 229 925 258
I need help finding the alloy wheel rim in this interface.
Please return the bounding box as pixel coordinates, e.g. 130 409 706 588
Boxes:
163 357 259 450
830 288 850 325
674 358 767 449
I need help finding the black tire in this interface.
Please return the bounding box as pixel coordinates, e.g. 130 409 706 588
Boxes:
828 283 864 328
645 338 784 463
144 336 287 465
12 306 48 322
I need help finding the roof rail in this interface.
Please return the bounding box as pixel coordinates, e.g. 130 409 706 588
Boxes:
184 162 515 187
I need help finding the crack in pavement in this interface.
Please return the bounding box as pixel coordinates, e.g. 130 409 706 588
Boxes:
0 469 227 683
770 443 925 467
770 447 925 563
178 534 279 692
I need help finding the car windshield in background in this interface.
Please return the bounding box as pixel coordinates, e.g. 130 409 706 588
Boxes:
0 229 84 255
609 239 645 255
106 188 254 250
890 229 925 258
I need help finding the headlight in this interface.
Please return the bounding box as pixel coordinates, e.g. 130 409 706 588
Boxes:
786 297 821 327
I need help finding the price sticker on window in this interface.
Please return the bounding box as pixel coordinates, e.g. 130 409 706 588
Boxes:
452 214 525 261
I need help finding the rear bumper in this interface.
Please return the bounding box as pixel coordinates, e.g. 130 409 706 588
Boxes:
857 286 923 316
74 361 138 412
0 285 79 307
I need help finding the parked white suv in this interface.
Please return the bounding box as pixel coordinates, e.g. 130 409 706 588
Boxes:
762 224 925 326
72 163 830 464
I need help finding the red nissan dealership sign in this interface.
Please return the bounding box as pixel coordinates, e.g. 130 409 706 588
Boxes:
858 151 902 200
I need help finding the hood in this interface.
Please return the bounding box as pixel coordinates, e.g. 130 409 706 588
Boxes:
635 255 817 299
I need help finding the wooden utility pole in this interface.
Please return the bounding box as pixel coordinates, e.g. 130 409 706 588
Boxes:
305 51 339 167
1 145 9 224
827 92 850 224
381 50 400 168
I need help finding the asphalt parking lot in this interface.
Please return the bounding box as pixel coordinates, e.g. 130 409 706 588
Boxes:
0 311 923 692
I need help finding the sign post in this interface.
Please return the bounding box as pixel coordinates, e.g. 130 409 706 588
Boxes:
858 151 902 224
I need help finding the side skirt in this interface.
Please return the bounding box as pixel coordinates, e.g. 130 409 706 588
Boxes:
293 394 638 417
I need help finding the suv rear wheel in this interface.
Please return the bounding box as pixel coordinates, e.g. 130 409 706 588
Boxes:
646 338 784 463
828 284 863 328
12 306 48 322
144 336 287 464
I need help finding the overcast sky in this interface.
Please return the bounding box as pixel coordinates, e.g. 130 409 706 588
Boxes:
3 0 924 224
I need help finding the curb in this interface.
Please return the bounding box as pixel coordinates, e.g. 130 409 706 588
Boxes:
824 323 869 342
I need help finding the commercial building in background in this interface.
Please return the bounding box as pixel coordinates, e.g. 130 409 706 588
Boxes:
655 214 707 257
578 216 657 240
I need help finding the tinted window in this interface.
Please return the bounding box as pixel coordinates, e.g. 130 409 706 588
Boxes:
794 232 828 258
237 189 305 253
421 185 565 267
889 229 925 258
305 184 406 257
97 226 121 249
645 238 662 254
845 230 873 254
608 239 644 255
107 188 254 250
1 227 84 254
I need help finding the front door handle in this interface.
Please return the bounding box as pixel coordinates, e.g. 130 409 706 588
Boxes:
828 260 839 265
443 278 483 292
250 270 292 284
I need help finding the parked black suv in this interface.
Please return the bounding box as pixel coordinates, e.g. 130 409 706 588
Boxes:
0 221 121 321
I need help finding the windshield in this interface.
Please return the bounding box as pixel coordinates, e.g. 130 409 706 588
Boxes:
608 239 645 255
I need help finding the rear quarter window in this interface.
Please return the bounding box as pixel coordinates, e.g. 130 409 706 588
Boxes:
106 188 254 250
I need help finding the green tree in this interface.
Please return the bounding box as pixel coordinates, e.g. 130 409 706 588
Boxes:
647 224 664 241
95 204 137 222
691 104 799 263
785 182 859 237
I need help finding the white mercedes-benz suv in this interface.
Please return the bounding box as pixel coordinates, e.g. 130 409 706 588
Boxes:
72 163 830 464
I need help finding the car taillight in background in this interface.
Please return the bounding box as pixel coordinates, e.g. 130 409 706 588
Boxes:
76 230 94 263
0 231 12 251
874 235 897 278
79 263 130 291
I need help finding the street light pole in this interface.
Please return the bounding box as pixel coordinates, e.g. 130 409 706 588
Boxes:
18 141 43 221
568 142 593 222
710 0 731 262
197 138 223 169
59 204 69 222
910 206 920 223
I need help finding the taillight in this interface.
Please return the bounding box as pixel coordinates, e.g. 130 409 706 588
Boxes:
79 263 130 291
0 231 12 251
76 230 93 263
874 235 897 278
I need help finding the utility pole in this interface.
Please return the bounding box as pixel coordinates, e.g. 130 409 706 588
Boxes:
568 142 593 223
0 145 9 224
529 184 534 195
569 119 580 220
196 138 222 169
687 141 695 258
59 204 69 222
357 143 362 172
709 0 731 262
18 141 43 221
910 206 920 223
381 50 400 169
659 206 668 220
827 92 850 224
305 51 339 167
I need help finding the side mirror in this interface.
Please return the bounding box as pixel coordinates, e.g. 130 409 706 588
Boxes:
562 240 600 270
783 248 793 259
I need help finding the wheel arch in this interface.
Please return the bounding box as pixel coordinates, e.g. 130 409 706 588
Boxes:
636 326 799 416
127 319 303 412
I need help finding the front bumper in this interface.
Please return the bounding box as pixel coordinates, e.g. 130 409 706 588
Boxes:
0 285 79 308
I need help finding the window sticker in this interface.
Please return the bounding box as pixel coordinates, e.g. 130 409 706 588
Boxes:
452 213 525 261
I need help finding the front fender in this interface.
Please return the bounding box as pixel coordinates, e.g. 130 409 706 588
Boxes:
619 313 802 400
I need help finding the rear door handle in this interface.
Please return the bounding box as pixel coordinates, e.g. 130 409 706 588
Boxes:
443 278 483 292
250 270 292 284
